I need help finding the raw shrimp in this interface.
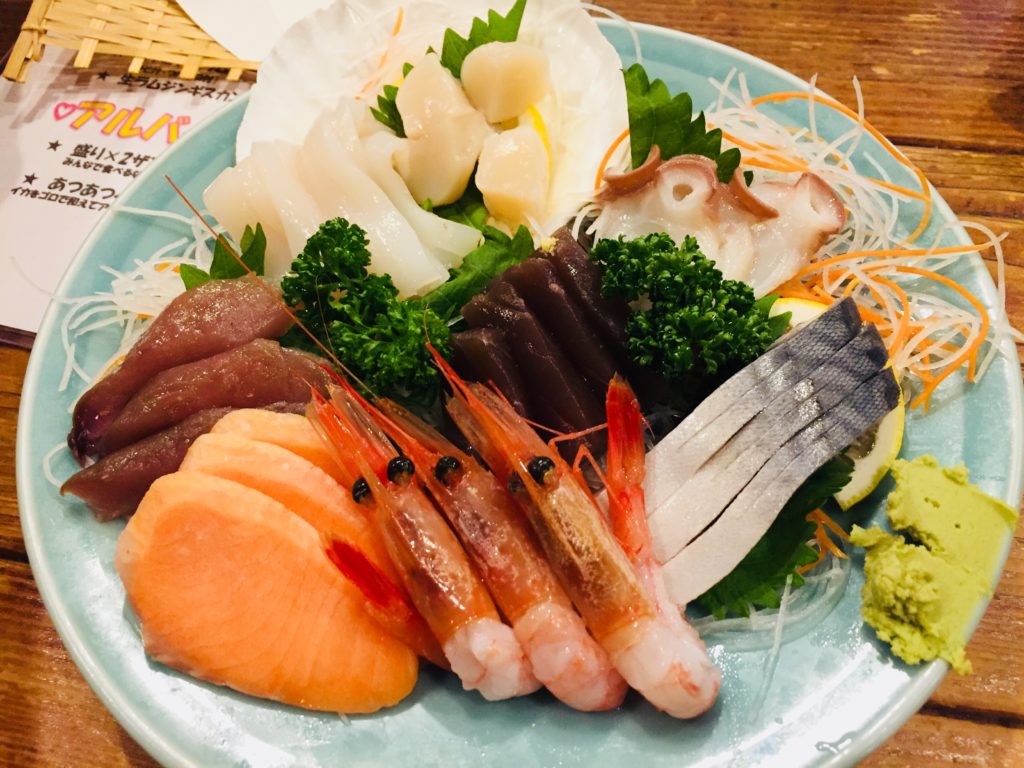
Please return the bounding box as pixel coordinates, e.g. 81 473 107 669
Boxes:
436 348 721 718
603 376 722 716
308 386 539 702
369 397 627 711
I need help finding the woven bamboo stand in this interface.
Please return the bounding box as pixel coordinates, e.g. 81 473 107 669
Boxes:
3 0 258 83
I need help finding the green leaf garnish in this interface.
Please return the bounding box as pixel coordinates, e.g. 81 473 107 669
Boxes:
430 177 489 231
422 224 534 320
623 63 741 183
695 456 855 618
181 223 266 289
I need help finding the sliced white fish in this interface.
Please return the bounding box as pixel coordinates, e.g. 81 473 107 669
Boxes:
643 298 862 514
648 324 889 564
660 369 900 606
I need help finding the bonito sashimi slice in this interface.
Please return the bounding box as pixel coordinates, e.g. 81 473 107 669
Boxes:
116 471 419 713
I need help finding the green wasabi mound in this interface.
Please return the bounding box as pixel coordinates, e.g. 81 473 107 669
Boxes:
850 455 1019 674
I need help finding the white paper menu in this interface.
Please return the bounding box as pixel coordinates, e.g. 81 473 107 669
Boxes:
0 49 253 345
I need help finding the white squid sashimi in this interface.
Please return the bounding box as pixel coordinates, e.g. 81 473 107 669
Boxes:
247 142 325 276
298 105 450 297
203 158 291 277
237 0 627 238
360 130 482 269
593 154 845 296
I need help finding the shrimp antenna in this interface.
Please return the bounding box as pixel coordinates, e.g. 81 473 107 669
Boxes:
164 174 371 392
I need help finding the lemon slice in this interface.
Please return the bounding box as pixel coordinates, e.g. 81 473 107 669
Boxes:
835 379 905 510
769 297 831 330
769 297 905 508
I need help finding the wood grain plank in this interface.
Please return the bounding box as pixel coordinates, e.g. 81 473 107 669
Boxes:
0 559 158 768
602 0 1024 154
0 349 27 560
863 713 1024 767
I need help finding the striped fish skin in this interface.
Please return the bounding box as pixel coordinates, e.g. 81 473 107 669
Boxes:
660 368 900 606
645 298 862 512
649 323 890 562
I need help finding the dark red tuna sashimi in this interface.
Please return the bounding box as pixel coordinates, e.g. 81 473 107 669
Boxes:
61 402 306 521
503 257 620 394
97 339 332 455
461 280 604 447
450 328 532 417
69 278 293 463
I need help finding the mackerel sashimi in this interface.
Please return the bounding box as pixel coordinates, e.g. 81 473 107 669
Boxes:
116 472 419 713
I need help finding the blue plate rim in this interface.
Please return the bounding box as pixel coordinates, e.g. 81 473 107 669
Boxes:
15 19 1024 768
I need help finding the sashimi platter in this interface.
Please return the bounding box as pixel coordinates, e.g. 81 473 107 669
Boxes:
17 0 1023 765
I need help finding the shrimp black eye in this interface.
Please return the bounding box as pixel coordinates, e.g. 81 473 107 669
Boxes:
527 456 556 486
351 477 370 503
434 455 462 485
387 456 415 484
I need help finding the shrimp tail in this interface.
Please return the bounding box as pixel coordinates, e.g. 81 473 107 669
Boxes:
323 535 449 669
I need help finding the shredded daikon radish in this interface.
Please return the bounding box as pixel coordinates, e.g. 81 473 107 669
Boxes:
693 548 851 652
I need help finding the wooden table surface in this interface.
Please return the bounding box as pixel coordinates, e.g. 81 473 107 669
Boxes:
2 0 1023 765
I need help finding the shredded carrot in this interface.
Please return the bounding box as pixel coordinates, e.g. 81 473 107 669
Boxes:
872 275 911 351
795 242 990 280
749 90 932 240
355 7 405 101
594 127 630 190
797 509 849 575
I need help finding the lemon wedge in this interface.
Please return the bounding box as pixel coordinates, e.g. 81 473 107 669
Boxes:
769 297 905 508
769 297 831 330
835 379 905 510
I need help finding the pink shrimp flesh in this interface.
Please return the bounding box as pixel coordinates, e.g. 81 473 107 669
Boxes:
307 386 538 701
434 345 721 718
604 376 721 717
372 398 627 711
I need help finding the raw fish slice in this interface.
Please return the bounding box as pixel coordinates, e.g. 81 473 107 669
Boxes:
63 407 232 520
99 339 331 455
360 131 482 269
660 369 900 605
297 107 449 298
648 325 889 562
199 165 260 248
462 279 604 449
116 472 418 713
644 298 862 512
544 228 631 365
247 142 325 275
69 278 293 462
209 159 292 275
210 409 349 487
180 432 396 582
450 328 532 417
504 258 619 394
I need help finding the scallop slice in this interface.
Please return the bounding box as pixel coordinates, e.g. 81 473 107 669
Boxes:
298 104 449 297
461 41 550 124
395 53 491 206
476 123 549 227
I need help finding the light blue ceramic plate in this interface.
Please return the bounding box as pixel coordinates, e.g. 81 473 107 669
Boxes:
16 21 1023 768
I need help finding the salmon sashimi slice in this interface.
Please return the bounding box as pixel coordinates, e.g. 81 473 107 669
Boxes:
210 409 351 488
179 432 396 582
116 471 418 714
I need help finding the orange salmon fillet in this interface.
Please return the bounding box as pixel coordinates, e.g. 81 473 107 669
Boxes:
179 432 397 583
116 471 418 713
210 409 350 486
